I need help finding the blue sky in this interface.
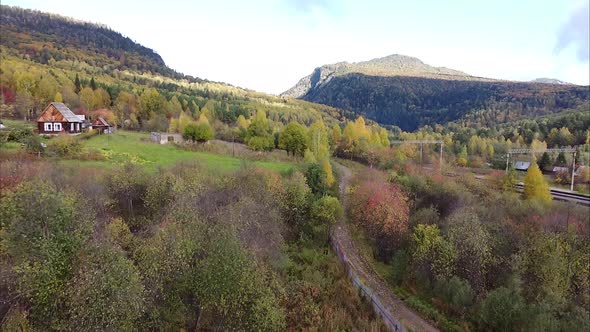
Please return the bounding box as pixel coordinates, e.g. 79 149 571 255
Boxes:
4 0 589 93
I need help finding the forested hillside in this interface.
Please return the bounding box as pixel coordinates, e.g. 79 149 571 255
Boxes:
0 5 353 134
284 56 590 131
0 6 176 78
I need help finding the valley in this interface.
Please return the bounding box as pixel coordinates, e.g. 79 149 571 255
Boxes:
1 4 589 332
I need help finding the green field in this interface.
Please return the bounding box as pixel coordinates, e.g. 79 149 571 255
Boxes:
77 131 295 173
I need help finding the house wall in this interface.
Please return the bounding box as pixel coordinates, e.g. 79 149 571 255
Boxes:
151 132 183 144
38 121 82 134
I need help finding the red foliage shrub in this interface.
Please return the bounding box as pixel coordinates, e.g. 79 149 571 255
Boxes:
1 85 16 104
349 170 410 259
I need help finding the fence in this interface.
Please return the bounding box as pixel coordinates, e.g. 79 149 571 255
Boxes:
330 233 407 332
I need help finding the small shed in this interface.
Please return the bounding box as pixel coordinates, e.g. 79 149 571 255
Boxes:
514 161 531 171
37 102 82 135
151 132 183 144
91 117 112 134
552 166 569 174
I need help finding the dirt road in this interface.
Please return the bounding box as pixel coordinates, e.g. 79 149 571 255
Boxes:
331 163 439 332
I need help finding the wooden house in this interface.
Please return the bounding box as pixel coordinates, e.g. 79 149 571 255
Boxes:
91 117 112 134
37 102 83 135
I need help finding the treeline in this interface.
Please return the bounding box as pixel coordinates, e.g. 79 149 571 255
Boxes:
348 167 589 330
302 73 589 131
0 159 385 331
0 54 350 134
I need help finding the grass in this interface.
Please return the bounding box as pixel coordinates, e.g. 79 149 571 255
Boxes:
77 131 295 173
1 119 33 128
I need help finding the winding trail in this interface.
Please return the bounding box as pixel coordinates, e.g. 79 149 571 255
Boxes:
331 163 439 332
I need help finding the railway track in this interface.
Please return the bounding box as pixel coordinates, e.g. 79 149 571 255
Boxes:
441 172 590 206
514 183 590 206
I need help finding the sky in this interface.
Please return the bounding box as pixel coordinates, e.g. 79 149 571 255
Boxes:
4 0 590 94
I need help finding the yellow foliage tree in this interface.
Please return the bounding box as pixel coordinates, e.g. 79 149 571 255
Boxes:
331 124 342 146
236 114 249 129
198 114 210 125
322 159 334 187
523 162 552 204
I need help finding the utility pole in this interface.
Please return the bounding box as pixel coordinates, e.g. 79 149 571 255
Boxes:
390 140 444 172
508 146 578 189
420 143 423 166
505 153 510 173
571 150 576 191
440 143 443 169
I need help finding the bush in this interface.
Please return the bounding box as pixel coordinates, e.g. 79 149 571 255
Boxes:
7 124 34 142
183 122 214 142
554 170 571 185
78 129 99 140
46 134 82 158
391 249 409 286
23 135 43 152
66 245 145 331
310 196 342 225
434 276 475 315
479 286 525 331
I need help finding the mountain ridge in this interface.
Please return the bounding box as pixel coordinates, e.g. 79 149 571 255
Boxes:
282 55 589 131
281 54 498 98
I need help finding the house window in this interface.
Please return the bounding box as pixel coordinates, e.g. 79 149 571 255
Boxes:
44 123 53 131
54 123 62 131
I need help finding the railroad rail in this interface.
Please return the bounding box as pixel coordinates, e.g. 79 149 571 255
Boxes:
514 182 590 206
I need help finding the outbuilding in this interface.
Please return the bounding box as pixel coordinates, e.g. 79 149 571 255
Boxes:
91 117 113 134
514 161 531 171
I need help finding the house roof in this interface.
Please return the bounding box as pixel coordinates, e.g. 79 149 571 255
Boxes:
95 117 110 126
38 102 81 122
514 161 531 170
553 166 569 173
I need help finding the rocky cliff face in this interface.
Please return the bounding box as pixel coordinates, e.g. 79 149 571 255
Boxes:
281 54 483 98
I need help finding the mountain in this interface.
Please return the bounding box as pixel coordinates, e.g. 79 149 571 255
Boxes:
283 55 589 131
531 78 573 85
282 54 491 98
0 5 182 78
0 5 348 129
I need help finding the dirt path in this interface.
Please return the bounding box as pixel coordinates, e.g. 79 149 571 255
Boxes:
332 163 439 332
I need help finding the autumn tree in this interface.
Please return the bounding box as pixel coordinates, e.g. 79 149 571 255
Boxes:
183 122 214 143
279 121 308 157
80 87 95 110
349 171 410 258
537 152 552 171
445 208 493 292
322 159 335 187
114 91 139 128
0 180 92 328
308 120 329 160
169 111 193 134
523 162 552 204
139 88 165 125
518 233 572 306
411 224 456 282
245 110 274 151
92 88 111 109
331 124 342 148
65 245 145 331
